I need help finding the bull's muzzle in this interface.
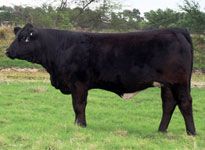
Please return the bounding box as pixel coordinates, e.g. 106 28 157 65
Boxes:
5 49 15 59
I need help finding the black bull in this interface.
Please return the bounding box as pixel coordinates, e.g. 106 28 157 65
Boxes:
6 24 196 135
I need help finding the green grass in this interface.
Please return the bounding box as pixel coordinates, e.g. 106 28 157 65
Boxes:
0 57 42 69
0 72 205 149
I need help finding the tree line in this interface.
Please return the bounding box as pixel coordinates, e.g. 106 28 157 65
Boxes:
0 0 205 33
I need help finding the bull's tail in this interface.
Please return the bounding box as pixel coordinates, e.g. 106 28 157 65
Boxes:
171 28 193 89
180 29 193 49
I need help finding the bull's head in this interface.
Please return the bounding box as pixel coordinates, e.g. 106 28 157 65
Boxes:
6 23 41 63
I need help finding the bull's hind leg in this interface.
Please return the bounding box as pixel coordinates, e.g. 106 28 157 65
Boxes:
71 82 88 127
172 84 196 135
158 86 177 133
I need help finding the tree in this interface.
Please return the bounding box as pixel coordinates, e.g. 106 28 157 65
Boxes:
144 9 182 29
179 0 205 33
110 12 128 31
71 7 103 30
120 9 143 30
0 6 13 24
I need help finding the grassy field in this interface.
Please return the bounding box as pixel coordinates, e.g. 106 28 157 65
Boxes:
0 70 205 149
0 26 205 149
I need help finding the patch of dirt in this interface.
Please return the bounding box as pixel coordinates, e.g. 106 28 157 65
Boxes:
0 68 49 83
0 68 204 88
0 68 40 73
113 130 128 137
191 82 205 88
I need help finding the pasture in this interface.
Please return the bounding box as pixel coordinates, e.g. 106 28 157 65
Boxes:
0 70 204 149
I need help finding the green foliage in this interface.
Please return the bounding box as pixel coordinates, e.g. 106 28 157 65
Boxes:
0 72 205 149
0 1 143 31
71 7 104 31
0 0 205 33
179 0 205 33
192 35 205 69
144 9 183 29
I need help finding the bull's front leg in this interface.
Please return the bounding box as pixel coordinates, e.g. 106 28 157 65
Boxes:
71 82 88 127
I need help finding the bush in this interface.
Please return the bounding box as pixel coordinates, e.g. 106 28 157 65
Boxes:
0 26 11 39
192 34 205 69
0 29 6 39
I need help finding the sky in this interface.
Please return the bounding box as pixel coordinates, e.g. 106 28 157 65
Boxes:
0 0 205 13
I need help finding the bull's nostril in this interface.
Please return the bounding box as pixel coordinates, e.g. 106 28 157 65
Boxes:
5 50 15 59
5 51 9 55
5 50 10 56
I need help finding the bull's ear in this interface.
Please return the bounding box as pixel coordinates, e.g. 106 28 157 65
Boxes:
14 27 21 35
25 23 33 28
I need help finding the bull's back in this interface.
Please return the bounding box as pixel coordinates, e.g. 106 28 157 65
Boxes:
89 29 192 87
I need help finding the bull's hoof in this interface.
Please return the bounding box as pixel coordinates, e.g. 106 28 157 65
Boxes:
75 120 87 128
187 130 196 136
158 126 168 133
158 129 168 134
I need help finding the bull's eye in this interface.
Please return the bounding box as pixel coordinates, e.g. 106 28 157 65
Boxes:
22 36 26 41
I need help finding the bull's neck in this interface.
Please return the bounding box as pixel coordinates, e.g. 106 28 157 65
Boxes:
38 29 69 74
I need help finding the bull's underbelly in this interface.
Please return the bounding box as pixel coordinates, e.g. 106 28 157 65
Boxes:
122 81 163 99
91 81 158 96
